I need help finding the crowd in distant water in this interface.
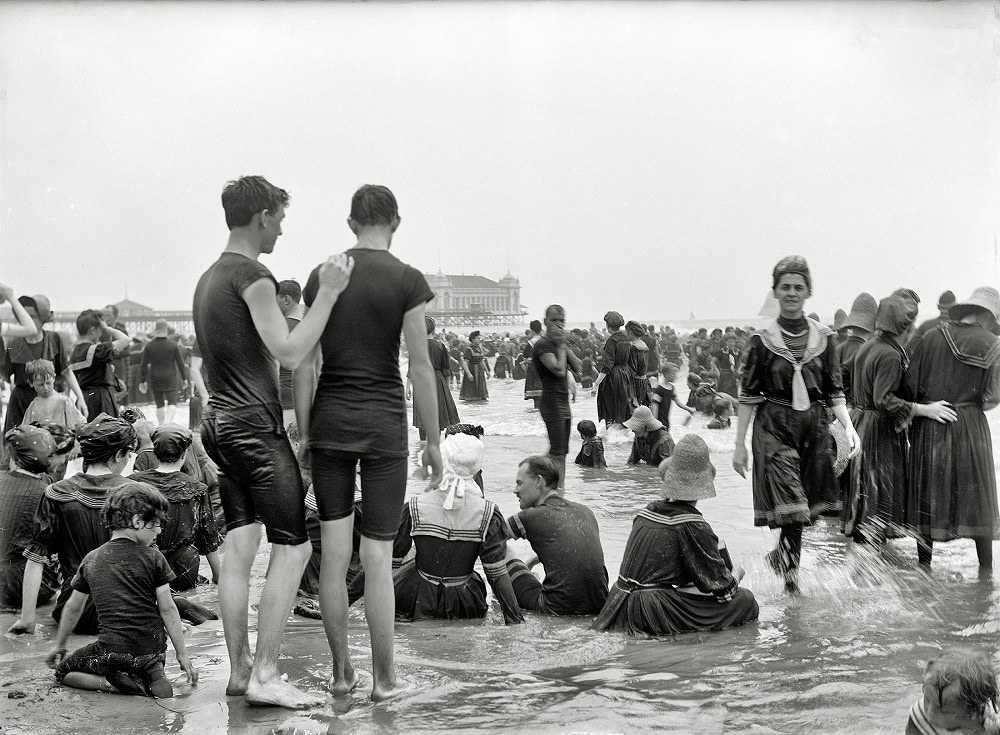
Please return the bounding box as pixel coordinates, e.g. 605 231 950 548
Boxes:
3 179 1000 732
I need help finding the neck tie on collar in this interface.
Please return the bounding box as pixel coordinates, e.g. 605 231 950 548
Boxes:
791 363 810 411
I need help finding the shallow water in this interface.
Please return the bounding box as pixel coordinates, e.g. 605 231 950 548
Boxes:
3 373 1000 734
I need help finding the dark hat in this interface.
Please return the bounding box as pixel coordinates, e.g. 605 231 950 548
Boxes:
4 424 56 473
150 423 193 459
444 423 485 438
77 413 137 461
842 293 878 333
468 330 481 341
604 311 624 330
771 255 811 291
624 320 645 336
657 435 716 501
937 290 956 311
875 295 918 337
891 288 920 306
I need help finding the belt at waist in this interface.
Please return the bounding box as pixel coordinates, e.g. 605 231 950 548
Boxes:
418 569 474 587
615 575 670 593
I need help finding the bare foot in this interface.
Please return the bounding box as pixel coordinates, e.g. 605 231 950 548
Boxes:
226 656 254 696
328 667 359 697
245 677 324 709
371 677 414 703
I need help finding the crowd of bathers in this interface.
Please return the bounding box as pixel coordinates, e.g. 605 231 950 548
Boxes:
3 182 1000 729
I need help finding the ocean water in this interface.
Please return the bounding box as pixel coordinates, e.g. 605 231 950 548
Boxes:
3 372 999 734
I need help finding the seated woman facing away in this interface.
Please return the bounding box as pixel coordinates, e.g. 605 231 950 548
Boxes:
392 433 524 625
592 434 758 636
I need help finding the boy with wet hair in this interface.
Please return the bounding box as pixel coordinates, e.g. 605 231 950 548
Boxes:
907 646 999 734
46 482 198 698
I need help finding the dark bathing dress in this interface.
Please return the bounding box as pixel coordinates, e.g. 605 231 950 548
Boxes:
392 491 522 623
413 338 461 434
523 340 542 405
840 336 913 542
460 343 489 402
738 318 844 529
904 321 1000 542
129 469 222 591
597 331 635 426
592 499 758 636
628 339 650 407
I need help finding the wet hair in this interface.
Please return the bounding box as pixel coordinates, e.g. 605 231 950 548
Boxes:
922 647 998 718
529 320 542 334
349 184 398 226
25 358 56 382
101 482 169 531
277 279 302 303
577 420 597 439
518 455 559 489
76 311 103 337
221 175 290 230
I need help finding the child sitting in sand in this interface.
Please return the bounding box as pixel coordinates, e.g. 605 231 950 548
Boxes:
907 646 999 735
574 419 607 468
45 482 198 698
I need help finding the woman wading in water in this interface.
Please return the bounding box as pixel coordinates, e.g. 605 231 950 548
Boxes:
733 255 860 592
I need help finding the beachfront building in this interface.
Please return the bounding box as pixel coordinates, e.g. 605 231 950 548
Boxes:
425 270 528 327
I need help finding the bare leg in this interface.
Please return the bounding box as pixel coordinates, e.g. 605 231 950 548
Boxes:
549 454 567 492
245 540 321 708
156 405 166 425
360 537 403 702
218 523 262 696
318 516 358 695
165 403 177 424
61 672 119 693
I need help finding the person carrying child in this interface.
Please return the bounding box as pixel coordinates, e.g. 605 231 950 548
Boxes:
45 483 198 698
907 646 999 735
574 419 607 468
625 405 675 465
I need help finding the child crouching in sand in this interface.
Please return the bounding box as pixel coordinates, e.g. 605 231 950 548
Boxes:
45 483 198 698
907 647 999 735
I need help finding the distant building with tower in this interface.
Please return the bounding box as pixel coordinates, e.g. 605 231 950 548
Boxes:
424 270 527 326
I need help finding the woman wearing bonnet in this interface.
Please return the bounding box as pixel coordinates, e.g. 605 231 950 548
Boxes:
733 255 860 592
392 433 524 624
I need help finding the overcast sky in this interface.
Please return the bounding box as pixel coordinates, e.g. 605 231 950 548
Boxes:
1 1 997 325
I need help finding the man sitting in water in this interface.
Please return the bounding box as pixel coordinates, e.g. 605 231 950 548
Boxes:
907 646 1000 735
504 456 609 616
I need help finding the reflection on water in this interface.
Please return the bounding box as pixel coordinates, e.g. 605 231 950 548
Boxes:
3 374 1000 733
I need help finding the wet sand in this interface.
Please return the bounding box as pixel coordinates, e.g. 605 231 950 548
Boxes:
3 378 999 733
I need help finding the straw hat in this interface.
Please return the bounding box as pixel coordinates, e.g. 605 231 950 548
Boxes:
657 434 716 501
150 319 171 338
833 308 848 331
624 405 663 434
949 287 1000 322
842 293 878 333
